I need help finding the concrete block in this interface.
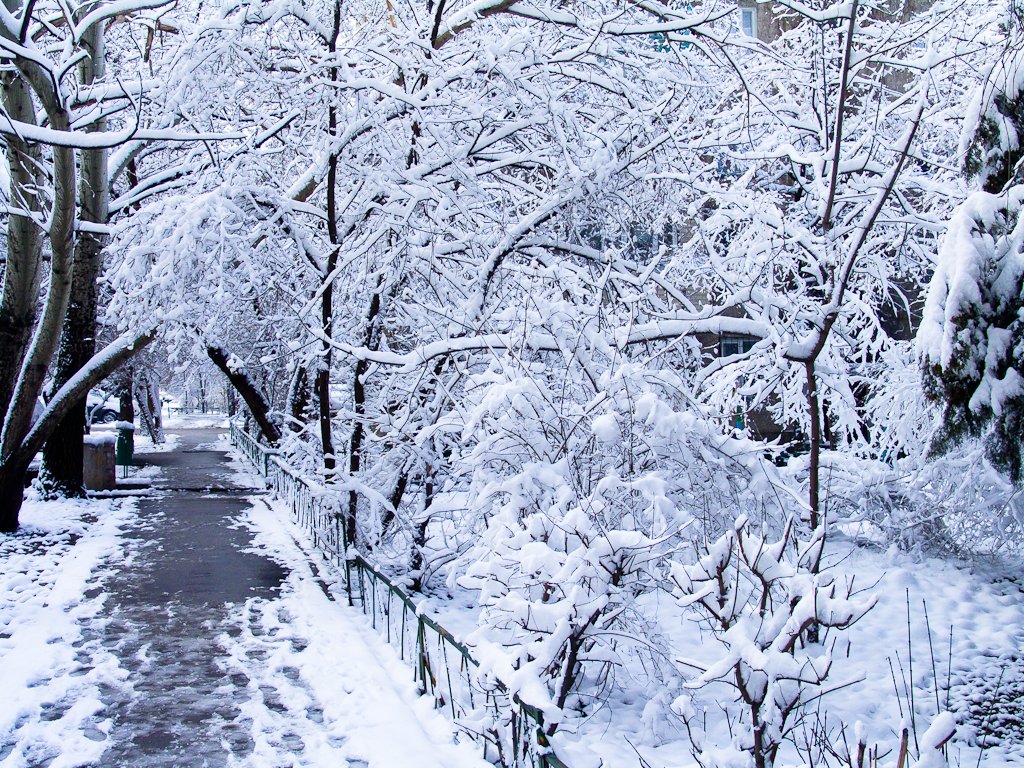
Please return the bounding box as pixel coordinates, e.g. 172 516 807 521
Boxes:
83 434 117 491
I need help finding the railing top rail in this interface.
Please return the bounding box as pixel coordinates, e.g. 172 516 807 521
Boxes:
230 421 279 452
353 552 479 664
267 454 339 496
231 423 327 495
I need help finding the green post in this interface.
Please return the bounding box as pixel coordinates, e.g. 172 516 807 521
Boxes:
115 422 135 474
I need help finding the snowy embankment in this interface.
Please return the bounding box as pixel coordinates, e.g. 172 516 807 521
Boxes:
227 433 1024 768
0 497 135 768
560 543 1024 768
225 496 491 768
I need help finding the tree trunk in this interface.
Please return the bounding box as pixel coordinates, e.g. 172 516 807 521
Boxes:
119 376 135 423
347 288 384 544
0 455 32 533
286 365 310 431
0 65 78 468
408 462 435 591
0 72 45 423
318 1 342 481
40 21 108 497
206 345 281 444
135 374 163 444
805 361 821 532
148 377 163 437
1 329 157 530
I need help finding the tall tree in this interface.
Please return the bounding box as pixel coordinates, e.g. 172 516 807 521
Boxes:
39 10 110 497
0 0 231 529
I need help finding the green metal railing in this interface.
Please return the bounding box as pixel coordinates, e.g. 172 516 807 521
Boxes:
232 423 275 476
230 422 567 768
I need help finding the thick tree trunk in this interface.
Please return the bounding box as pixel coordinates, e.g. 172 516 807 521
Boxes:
0 72 45 423
0 455 32 533
1 329 157 530
40 21 108 497
206 345 281 444
38 398 90 498
0 72 78 468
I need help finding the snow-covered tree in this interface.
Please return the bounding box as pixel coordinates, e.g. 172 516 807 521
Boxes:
0 0 241 528
920 26 1024 483
656 0 985 530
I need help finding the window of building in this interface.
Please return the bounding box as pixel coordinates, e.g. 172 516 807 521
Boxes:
719 335 757 357
739 7 756 37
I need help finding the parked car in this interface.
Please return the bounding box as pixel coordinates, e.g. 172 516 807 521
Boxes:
86 392 119 424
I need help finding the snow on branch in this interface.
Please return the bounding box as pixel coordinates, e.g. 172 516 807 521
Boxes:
0 119 244 149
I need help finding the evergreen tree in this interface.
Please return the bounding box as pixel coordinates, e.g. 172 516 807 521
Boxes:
920 18 1024 482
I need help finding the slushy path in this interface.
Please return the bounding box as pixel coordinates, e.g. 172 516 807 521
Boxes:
86 427 488 768
94 428 288 766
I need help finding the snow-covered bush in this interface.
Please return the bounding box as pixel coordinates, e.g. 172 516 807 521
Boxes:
452 347 798 744
920 20 1024 486
670 516 875 768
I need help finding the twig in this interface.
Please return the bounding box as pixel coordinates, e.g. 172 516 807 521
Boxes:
906 589 918 751
923 599 941 714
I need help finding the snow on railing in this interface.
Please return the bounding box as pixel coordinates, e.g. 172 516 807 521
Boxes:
229 421 568 768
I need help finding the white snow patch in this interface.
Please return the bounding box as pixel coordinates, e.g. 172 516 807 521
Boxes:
225 497 492 768
0 497 136 767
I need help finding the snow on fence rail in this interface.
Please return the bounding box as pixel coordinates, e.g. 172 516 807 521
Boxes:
229 422 568 768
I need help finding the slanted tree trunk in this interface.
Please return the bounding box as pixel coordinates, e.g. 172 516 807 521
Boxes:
0 329 157 531
40 20 109 497
206 345 281 444
147 376 163 436
134 373 163 444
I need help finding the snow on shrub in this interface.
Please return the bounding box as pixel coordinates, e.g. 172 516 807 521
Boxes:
670 516 875 768
452 354 796 748
919 186 1024 483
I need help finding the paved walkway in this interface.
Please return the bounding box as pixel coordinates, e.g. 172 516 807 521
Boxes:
70 428 488 768
94 429 288 766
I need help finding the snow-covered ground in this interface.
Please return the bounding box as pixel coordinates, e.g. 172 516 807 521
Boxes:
1 435 493 768
161 412 228 429
386 546 1024 768
6 432 1023 768
226 440 1024 768
217 439 492 766
0 496 136 768
555 544 1024 768
226 497 491 768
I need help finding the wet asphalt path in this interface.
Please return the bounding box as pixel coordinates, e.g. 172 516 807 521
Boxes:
94 428 287 767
